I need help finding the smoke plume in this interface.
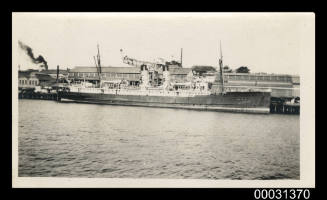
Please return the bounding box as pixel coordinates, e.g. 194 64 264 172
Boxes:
18 41 48 70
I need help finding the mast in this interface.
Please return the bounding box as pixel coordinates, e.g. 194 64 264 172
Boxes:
56 65 59 83
97 44 102 74
219 41 225 93
94 56 101 79
180 48 183 67
94 44 102 85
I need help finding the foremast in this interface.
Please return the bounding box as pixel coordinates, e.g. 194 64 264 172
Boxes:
219 42 225 94
210 41 226 95
93 44 102 87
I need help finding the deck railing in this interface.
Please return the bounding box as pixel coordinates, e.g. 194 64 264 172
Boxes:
69 86 211 97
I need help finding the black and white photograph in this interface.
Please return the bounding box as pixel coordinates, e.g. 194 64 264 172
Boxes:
12 12 315 188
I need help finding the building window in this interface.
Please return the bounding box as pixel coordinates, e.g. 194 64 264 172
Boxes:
280 76 285 82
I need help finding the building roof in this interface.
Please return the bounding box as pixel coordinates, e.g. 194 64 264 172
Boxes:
35 73 56 82
71 66 140 73
225 72 300 78
40 69 69 75
71 66 192 76
19 72 31 79
18 70 38 78
170 68 192 75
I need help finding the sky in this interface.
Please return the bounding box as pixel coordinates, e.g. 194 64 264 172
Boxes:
12 13 314 75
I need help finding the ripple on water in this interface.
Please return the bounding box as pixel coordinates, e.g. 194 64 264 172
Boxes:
18 100 300 179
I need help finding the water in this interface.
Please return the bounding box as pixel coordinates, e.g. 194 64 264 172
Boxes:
18 99 300 179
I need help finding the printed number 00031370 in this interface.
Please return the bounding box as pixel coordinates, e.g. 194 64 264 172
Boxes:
254 189 310 199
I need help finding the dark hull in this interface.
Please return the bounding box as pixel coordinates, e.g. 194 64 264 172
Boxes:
58 91 271 114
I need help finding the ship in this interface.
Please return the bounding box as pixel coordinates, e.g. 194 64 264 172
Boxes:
58 44 271 114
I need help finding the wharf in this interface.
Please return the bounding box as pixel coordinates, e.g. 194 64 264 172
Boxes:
19 91 58 101
270 100 300 114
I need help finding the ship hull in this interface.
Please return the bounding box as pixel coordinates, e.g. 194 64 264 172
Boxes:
58 91 271 114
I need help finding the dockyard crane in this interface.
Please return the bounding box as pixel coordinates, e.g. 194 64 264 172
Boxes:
120 49 165 72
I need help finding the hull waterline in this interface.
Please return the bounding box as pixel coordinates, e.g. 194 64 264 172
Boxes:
58 91 271 114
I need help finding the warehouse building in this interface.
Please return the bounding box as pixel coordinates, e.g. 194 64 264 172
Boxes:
68 66 193 86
